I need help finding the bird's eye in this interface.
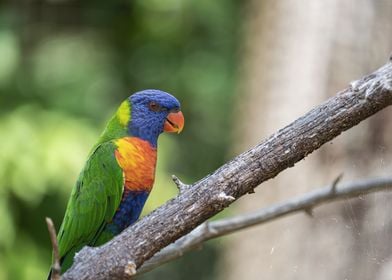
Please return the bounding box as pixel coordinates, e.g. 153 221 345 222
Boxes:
149 101 161 112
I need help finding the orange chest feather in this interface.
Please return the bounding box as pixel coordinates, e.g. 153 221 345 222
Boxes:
114 137 157 192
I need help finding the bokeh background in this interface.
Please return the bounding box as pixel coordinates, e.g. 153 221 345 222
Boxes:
0 1 392 280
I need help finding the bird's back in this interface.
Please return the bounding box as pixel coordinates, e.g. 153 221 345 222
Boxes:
56 141 124 273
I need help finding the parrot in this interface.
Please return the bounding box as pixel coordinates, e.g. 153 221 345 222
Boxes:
48 89 184 278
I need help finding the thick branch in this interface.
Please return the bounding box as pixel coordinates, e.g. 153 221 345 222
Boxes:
63 59 392 280
138 177 392 274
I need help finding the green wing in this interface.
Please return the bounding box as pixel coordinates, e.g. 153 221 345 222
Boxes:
57 141 123 272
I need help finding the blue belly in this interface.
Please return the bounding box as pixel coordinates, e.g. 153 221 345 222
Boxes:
106 190 149 235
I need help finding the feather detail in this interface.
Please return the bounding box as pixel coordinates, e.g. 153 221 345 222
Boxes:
116 100 131 127
103 190 149 236
114 137 157 192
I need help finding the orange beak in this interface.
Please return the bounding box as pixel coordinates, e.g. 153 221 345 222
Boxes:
164 111 184 133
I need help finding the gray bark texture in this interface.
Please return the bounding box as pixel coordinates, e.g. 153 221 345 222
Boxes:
137 177 392 275
62 59 392 280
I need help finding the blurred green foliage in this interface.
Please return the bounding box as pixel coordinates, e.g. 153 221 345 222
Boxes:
0 1 240 279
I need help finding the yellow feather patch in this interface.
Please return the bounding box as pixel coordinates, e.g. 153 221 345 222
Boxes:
116 100 131 127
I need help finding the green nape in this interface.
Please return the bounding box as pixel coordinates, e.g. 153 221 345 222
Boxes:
94 99 132 149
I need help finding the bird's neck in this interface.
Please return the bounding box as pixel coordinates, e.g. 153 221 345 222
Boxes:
129 126 160 148
114 137 157 192
94 114 129 149
94 113 161 149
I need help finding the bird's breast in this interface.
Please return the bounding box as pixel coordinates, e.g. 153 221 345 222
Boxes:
114 137 157 192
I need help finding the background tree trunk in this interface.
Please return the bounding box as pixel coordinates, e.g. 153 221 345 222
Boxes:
223 1 392 279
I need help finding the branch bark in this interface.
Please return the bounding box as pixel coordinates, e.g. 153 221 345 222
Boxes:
62 58 392 280
137 176 392 274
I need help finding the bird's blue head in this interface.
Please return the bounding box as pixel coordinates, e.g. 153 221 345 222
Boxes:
126 89 184 147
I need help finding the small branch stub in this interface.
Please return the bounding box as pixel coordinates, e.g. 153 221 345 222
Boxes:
172 175 190 194
304 207 313 217
217 192 235 202
46 217 61 280
124 261 137 277
330 173 343 194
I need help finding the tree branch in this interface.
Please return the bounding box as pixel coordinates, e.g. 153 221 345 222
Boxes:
137 176 392 274
46 217 61 280
62 58 392 280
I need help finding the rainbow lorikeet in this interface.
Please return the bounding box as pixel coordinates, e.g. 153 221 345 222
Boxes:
49 90 184 277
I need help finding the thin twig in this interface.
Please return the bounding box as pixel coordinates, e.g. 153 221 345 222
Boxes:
137 177 392 274
46 217 61 280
